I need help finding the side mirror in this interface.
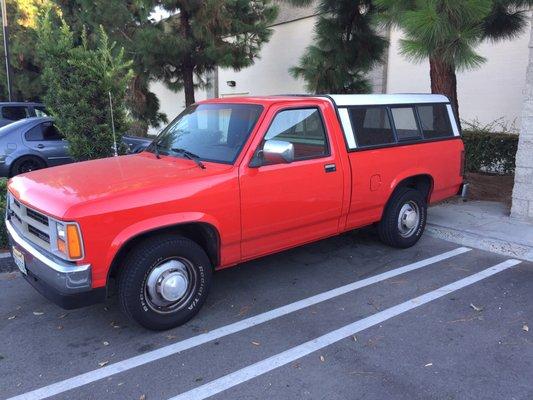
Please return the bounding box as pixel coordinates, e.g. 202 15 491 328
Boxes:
251 139 294 167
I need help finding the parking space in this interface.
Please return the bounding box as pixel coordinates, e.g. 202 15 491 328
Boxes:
1 231 531 400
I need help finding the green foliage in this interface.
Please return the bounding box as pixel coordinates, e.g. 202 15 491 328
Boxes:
53 0 167 134
0 178 7 249
375 0 533 118
37 10 133 161
136 0 278 106
0 0 51 101
290 0 387 94
462 120 519 175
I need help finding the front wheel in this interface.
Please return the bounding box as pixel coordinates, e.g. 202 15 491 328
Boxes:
118 235 212 330
378 187 427 248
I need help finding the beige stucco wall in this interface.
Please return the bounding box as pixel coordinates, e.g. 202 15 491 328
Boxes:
218 16 386 98
218 17 316 97
387 25 531 127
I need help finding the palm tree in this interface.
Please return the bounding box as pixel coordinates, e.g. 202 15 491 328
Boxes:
376 0 533 121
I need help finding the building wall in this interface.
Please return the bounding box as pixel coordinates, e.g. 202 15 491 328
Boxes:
387 25 531 127
218 16 386 98
147 81 208 135
151 7 530 131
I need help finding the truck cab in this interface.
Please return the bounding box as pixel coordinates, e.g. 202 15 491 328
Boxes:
6 94 465 330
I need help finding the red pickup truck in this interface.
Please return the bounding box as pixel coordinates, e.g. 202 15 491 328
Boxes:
6 94 465 330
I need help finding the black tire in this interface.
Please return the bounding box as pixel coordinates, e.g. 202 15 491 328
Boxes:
118 235 212 331
378 187 427 248
10 156 46 177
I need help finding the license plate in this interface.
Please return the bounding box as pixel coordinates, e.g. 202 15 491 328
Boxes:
12 246 27 275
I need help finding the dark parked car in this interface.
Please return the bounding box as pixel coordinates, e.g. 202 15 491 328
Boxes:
0 102 49 128
0 117 152 177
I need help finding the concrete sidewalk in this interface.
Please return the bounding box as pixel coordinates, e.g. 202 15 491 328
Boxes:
427 200 533 262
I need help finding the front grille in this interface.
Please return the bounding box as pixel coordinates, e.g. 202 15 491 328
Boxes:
27 208 49 226
7 192 53 251
28 225 50 243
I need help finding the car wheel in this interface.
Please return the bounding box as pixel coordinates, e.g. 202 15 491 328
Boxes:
118 235 212 331
378 187 427 248
10 156 46 176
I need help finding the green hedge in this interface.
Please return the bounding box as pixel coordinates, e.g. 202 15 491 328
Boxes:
462 130 518 175
0 178 6 249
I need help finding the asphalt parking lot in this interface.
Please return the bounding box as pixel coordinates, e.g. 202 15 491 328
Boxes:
0 230 532 400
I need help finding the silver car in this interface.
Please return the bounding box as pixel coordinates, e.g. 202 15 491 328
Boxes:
0 117 72 177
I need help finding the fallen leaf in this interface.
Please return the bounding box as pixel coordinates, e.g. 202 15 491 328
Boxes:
320 355 325 362
139 395 146 400
33 311 44 316
57 325 63 330
251 341 260 346
425 363 433 367
470 303 483 312
166 334 177 340
194 377 203 382
7 315 16 320
98 361 109 367
103 341 110 346
352 336 357 342
523 324 529 332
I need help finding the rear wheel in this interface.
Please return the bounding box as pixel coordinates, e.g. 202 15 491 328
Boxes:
378 187 427 248
118 235 212 330
10 156 46 176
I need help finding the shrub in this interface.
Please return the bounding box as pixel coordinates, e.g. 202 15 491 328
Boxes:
461 119 519 175
37 11 133 161
0 178 7 249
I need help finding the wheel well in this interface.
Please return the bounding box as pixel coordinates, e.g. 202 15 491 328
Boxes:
9 154 47 177
108 222 220 282
393 174 434 203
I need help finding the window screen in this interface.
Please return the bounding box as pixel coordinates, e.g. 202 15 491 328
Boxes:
391 107 421 141
417 104 453 139
348 107 395 147
2 106 29 121
265 108 328 160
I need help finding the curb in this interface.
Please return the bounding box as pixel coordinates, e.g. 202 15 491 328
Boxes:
426 223 533 262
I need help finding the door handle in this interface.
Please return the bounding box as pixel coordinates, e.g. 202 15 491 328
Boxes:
37 144 44 149
324 163 336 173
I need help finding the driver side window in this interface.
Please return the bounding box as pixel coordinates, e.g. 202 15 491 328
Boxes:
264 108 328 161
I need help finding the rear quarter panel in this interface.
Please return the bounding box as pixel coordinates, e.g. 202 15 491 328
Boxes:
345 138 464 229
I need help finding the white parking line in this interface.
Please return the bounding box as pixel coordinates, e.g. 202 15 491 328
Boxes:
6 247 470 400
169 259 521 400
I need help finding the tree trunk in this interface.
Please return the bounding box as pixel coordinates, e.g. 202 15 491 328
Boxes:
429 56 459 123
183 66 195 107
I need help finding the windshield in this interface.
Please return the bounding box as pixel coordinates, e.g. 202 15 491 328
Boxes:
148 103 263 164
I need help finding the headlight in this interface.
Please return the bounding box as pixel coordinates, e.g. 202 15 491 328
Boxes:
54 221 83 260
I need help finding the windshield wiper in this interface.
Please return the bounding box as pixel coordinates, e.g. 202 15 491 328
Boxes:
171 148 206 169
152 142 162 159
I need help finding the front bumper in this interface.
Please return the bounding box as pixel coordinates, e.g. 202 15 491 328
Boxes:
6 218 105 309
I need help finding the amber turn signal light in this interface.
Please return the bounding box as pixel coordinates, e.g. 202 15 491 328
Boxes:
66 224 83 259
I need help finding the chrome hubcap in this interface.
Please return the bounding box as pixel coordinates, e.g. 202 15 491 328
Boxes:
398 201 420 238
146 259 191 310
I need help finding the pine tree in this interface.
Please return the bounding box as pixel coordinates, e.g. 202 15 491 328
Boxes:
288 0 387 94
376 0 533 121
37 10 133 160
51 0 166 135
136 0 278 107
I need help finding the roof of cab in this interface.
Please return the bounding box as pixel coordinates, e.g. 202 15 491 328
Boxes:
199 94 450 107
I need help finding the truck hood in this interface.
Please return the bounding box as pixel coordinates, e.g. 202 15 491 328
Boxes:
8 153 232 219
